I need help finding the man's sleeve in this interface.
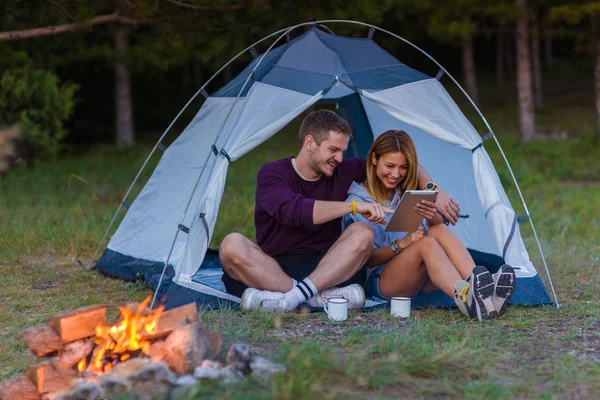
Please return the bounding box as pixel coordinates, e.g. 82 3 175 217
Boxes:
256 164 318 229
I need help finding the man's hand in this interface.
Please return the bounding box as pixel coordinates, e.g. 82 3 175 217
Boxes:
356 202 394 225
415 200 437 221
435 191 460 225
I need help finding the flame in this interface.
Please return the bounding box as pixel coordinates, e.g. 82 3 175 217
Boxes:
79 296 164 375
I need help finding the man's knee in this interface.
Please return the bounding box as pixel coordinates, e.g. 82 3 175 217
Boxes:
219 232 249 268
346 222 375 251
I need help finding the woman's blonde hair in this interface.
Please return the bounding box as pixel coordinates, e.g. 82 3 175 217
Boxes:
364 130 419 205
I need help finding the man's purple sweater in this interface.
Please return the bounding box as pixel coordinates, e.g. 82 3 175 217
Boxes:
255 156 366 256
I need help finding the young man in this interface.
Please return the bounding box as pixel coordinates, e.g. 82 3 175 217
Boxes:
219 109 460 312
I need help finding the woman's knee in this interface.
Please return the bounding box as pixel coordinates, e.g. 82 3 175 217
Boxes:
416 235 440 253
427 223 450 238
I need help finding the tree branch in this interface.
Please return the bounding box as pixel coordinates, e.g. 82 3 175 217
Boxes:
0 12 148 42
48 0 74 20
163 0 245 11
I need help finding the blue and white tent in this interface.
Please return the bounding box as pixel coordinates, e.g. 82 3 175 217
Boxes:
92 21 557 310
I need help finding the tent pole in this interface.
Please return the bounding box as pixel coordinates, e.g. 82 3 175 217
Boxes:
309 20 560 308
150 22 321 309
91 18 557 308
85 27 300 272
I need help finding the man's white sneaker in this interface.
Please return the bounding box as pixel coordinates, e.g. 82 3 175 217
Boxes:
305 284 366 309
240 288 288 312
492 264 516 317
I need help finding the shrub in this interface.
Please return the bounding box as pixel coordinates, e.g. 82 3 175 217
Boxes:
0 66 79 159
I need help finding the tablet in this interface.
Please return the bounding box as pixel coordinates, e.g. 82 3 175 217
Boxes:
385 190 438 232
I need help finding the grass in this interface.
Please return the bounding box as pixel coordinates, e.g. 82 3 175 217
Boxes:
1 75 600 398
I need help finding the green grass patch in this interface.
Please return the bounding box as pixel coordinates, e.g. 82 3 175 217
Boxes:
1 85 600 398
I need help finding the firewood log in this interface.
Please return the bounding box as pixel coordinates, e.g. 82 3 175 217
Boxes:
163 321 212 374
22 326 63 357
24 362 77 397
0 374 39 400
51 338 94 369
47 305 106 343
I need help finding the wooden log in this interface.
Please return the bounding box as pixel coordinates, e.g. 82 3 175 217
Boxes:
163 321 212 374
148 340 166 362
0 374 39 400
154 302 199 337
47 305 106 343
24 362 77 397
51 338 95 369
23 326 63 357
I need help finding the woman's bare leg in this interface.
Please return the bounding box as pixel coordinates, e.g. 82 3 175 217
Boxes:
379 236 462 298
426 224 476 280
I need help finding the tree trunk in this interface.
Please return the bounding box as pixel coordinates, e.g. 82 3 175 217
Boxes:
461 31 479 105
544 31 552 70
115 29 134 149
530 7 543 108
515 0 536 143
496 29 505 102
505 31 515 76
595 38 600 144
194 58 204 88
224 64 233 83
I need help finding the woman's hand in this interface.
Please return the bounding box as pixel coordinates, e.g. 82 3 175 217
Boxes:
415 200 437 221
398 226 425 249
356 201 394 225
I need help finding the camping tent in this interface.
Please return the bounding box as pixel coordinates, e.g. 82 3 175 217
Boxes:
91 21 557 310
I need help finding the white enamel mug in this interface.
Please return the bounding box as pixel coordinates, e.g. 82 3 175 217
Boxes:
390 297 411 318
324 297 348 321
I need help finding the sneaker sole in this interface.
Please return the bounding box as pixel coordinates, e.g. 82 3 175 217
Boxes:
494 266 516 317
472 267 497 320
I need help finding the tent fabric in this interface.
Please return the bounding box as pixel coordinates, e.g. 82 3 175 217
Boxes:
360 80 535 276
94 26 552 310
215 28 430 99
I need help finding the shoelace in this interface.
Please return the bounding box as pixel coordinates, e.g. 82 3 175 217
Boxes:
458 283 470 303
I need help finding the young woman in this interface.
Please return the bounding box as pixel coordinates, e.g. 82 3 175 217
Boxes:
344 130 516 320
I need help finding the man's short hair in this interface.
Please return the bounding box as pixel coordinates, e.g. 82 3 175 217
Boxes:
299 109 353 146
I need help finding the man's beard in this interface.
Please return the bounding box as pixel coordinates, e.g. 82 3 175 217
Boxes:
309 149 335 177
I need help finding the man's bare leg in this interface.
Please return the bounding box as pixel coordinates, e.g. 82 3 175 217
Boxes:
307 222 374 292
219 233 293 292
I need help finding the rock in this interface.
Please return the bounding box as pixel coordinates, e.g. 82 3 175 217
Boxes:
249 355 286 383
164 321 213 374
200 359 223 369
99 376 131 397
55 381 102 400
107 357 152 379
128 361 175 384
130 380 171 400
194 364 245 384
174 375 198 387
194 366 223 380
226 342 254 373
220 365 246 384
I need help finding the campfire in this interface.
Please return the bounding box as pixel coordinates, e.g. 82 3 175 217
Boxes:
0 297 285 400
79 297 164 376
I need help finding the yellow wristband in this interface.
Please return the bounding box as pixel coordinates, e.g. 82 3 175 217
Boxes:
351 200 357 216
